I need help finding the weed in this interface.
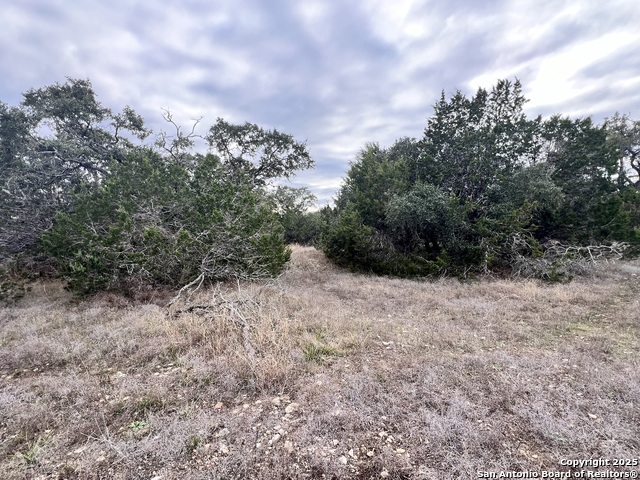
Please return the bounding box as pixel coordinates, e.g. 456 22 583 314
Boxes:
135 395 165 415
129 420 147 430
16 434 47 465
302 342 342 363
184 434 202 455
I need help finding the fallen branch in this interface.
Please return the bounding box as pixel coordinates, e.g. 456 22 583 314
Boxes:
510 238 630 280
167 281 259 364
166 273 204 308
219 289 257 363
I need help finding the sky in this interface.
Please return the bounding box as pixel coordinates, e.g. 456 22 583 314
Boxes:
2 0 640 206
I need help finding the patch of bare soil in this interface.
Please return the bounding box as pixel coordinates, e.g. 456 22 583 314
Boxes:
1 247 638 479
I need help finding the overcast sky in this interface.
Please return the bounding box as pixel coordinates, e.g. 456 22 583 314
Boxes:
2 0 639 205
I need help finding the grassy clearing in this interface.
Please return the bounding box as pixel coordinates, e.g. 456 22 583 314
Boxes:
1 246 639 479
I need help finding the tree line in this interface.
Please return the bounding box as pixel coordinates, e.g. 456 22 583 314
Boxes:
320 79 639 280
0 78 313 297
1 78 639 299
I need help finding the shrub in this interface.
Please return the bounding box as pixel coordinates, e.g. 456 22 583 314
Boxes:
40 151 290 295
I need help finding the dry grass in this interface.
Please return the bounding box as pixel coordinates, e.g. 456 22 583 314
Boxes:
1 246 639 479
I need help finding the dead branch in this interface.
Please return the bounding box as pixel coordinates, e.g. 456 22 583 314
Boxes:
509 237 630 280
166 273 204 308
167 282 259 364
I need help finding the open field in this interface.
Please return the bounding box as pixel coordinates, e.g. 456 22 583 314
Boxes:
1 246 639 479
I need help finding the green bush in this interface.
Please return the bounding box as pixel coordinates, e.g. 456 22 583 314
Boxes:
321 204 376 271
321 79 638 279
40 151 290 295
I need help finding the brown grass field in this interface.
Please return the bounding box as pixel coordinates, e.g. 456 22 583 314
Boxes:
1 246 639 479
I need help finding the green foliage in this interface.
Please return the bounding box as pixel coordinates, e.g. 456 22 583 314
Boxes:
302 343 342 363
270 186 323 245
337 142 411 228
415 79 539 202
322 79 638 279
604 112 640 189
541 116 620 243
321 204 376 271
611 187 640 255
4 77 637 289
129 420 148 430
17 435 48 465
1 79 314 295
385 183 457 256
1 78 148 265
207 118 314 186
603 113 640 253
40 151 291 295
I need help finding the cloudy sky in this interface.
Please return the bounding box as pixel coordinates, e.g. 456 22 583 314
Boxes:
2 0 639 205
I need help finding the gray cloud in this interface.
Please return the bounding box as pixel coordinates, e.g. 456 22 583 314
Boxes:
2 0 639 205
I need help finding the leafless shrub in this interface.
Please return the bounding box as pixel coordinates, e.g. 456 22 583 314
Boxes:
509 235 629 280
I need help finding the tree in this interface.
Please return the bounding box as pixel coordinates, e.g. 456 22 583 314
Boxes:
337 141 411 229
604 112 640 189
603 113 640 249
2 78 314 295
206 118 314 186
320 203 377 271
323 80 545 276
385 183 462 257
269 186 322 245
40 151 290 295
415 79 540 204
322 79 636 279
0 78 148 265
540 116 621 243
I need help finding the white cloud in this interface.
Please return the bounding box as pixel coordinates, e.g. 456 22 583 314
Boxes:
2 0 640 202
526 31 639 112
